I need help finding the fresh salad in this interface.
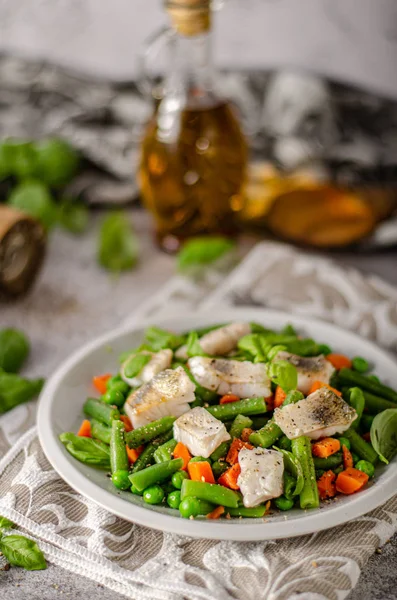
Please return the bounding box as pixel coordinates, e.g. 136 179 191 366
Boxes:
60 322 397 520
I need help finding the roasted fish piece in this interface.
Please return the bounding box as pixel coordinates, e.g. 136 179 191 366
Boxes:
173 406 230 458
274 351 335 395
124 366 195 428
188 356 271 398
176 322 251 359
121 349 173 387
237 447 284 507
273 387 357 440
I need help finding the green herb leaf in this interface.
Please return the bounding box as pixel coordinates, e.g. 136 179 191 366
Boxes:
8 180 57 230
58 198 89 234
59 433 110 469
370 408 397 464
0 373 44 415
267 360 298 393
35 138 80 188
98 212 138 272
123 353 151 378
282 324 297 337
177 236 235 272
144 327 185 351
0 535 47 570
238 334 272 363
0 328 30 373
285 338 321 357
0 516 15 530
0 139 38 181
186 332 207 358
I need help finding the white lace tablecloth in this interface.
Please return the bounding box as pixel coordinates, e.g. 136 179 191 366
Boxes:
1 240 397 600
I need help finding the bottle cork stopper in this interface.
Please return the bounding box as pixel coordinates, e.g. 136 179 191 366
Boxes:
166 0 211 36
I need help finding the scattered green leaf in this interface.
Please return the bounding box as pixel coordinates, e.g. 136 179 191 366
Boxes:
185 332 207 358
144 327 185 351
35 138 80 188
0 373 44 414
370 408 397 464
0 534 47 570
238 334 271 363
0 139 38 181
177 236 235 272
98 212 138 272
267 360 298 393
0 328 30 373
0 516 15 530
58 198 89 234
8 180 57 230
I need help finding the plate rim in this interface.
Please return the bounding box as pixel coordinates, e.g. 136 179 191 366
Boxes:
37 307 397 541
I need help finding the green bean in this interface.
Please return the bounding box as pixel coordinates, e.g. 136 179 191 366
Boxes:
360 390 397 415
343 428 378 464
83 397 120 425
132 430 174 473
210 441 230 462
110 420 129 473
278 435 292 451
179 497 215 519
348 388 365 430
229 414 253 439
129 458 183 492
226 505 268 518
315 469 325 479
154 439 177 464
91 419 111 444
338 368 397 403
250 416 270 430
361 414 374 432
312 452 343 470
206 397 267 422
211 460 228 479
125 416 175 449
291 436 319 510
180 479 239 508
249 420 283 448
283 471 297 500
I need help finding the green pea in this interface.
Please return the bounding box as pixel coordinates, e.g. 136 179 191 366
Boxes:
189 456 210 464
367 374 380 384
171 470 189 490
130 483 143 496
167 490 181 509
318 344 332 355
351 452 360 465
355 460 375 478
111 470 130 490
179 497 211 519
274 496 294 511
352 356 369 374
338 437 351 450
143 485 165 505
102 389 125 407
106 375 123 390
109 381 130 396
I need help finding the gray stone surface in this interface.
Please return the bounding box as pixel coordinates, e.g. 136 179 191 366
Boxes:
1 210 397 599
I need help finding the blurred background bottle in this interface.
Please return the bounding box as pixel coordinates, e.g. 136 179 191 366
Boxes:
139 0 247 252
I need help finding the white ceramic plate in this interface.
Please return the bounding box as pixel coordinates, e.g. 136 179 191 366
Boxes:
37 308 397 541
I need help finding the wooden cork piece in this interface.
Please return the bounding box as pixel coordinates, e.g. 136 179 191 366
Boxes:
166 0 211 36
0 205 46 298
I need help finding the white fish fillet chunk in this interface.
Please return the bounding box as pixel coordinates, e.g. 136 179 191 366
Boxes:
173 406 230 458
121 349 173 387
124 366 195 428
188 356 271 398
238 447 284 508
176 322 251 359
274 351 335 395
273 387 357 440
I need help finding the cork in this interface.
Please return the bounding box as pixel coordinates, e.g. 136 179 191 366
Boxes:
166 0 211 36
0 205 46 298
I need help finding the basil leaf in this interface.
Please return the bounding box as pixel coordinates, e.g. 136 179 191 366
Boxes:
0 535 46 570
267 360 298 393
58 199 89 235
249 323 275 335
282 324 297 337
60 432 111 469
0 373 44 415
0 516 15 530
238 334 272 363
123 353 151 378
144 327 185 351
274 447 304 496
0 328 30 373
186 332 207 358
98 212 138 272
177 236 235 272
8 180 57 230
35 138 80 188
118 344 152 364
285 338 322 357
370 408 397 464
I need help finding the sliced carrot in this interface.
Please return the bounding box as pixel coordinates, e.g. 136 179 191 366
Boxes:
126 444 144 464
241 428 254 443
173 442 192 470
92 374 112 395
336 467 369 494
312 437 341 458
308 380 342 397
226 438 253 465
342 444 354 469
265 395 274 411
274 386 287 408
317 470 336 500
77 419 91 438
218 463 241 490
326 354 352 370
206 506 225 519
188 460 215 484
120 415 133 432
219 394 240 405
